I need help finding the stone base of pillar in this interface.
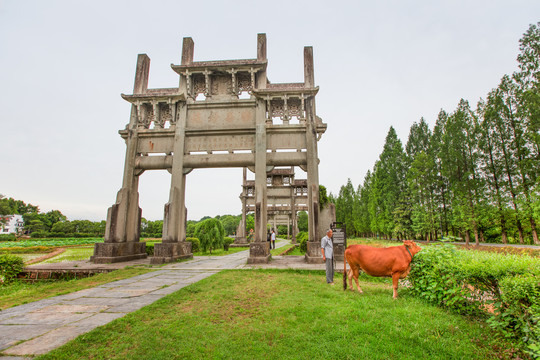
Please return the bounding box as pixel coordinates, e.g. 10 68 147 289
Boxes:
234 236 248 244
151 241 193 264
91 242 147 264
247 242 271 264
305 241 324 264
230 243 250 248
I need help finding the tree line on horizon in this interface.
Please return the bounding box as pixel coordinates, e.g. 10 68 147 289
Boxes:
331 23 540 245
0 194 310 239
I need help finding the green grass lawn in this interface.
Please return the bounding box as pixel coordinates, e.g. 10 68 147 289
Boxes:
36 269 513 360
40 246 95 263
193 247 247 256
0 268 155 310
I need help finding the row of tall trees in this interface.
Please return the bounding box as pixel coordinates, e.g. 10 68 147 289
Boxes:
332 23 540 245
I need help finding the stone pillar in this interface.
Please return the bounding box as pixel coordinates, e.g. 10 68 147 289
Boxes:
291 186 297 243
248 98 270 264
152 41 194 264
235 168 248 244
303 46 322 264
287 215 290 240
153 109 192 263
92 54 150 263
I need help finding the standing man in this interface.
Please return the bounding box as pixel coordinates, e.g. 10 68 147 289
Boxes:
321 229 334 285
271 228 276 250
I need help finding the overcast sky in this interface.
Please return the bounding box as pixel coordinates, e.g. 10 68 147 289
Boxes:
1 1 538 222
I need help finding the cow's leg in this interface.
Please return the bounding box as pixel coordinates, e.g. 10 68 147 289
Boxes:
392 272 401 299
352 268 363 294
347 268 354 291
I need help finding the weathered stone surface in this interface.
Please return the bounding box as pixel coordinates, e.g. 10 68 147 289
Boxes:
91 242 147 264
0 312 93 326
247 242 271 264
2 325 91 356
305 241 324 264
0 325 57 349
33 304 109 314
103 295 163 313
151 241 193 264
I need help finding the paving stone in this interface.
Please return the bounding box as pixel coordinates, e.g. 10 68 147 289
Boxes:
0 324 57 343
93 289 152 298
0 338 19 351
150 284 188 295
104 294 164 313
33 304 109 314
0 311 93 326
70 312 127 330
62 297 130 307
2 325 91 356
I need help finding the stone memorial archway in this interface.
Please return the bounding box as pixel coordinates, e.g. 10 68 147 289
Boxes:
92 34 327 264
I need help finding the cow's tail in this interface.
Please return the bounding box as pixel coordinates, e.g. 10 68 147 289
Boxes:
343 251 347 291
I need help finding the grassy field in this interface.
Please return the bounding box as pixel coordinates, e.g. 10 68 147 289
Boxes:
35 269 514 360
40 246 95 263
0 268 154 310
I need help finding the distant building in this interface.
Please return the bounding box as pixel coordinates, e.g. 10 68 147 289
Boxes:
1 215 24 234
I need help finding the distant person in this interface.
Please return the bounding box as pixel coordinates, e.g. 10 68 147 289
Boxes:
267 230 271 248
321 229 334 285
248 228 254 242
271 228 276 249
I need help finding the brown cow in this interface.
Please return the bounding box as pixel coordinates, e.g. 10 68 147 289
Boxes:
343 240 421 298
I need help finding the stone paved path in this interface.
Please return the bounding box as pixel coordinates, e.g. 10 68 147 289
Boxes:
0 241 299 359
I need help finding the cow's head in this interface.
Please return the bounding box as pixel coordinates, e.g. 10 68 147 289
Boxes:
403 240 422 256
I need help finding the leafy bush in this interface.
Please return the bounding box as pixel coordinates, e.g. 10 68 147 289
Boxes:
408 244 540 356
0 254 24 284
0 234 17 241
30 231 49 238
296 231 308 253
194 219 224 254
0 238 103 248
223 237 234 251
186 237 200 253
146 243 154 256
492 274 540 358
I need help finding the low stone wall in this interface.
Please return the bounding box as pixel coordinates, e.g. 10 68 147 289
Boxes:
18 268 113 282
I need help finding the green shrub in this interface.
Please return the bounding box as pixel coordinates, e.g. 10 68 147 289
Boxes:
146 243 155 256
223 237 234 251
0 254 24 284
0 234 17 241
408 244 540 355
186 237 200 253
48 232 68 238
194 219 224 254
296 231 308 253
30 231 49 238
491 274 540 358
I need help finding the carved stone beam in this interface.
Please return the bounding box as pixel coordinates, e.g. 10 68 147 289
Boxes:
183 70 193 99
282 95 290 124
300 93 307 122
227 68 239 95
249 67 256 93
152 101 163 129
135 101 145 129
203 69 212 97
265 96 272 124
168 98 177 125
